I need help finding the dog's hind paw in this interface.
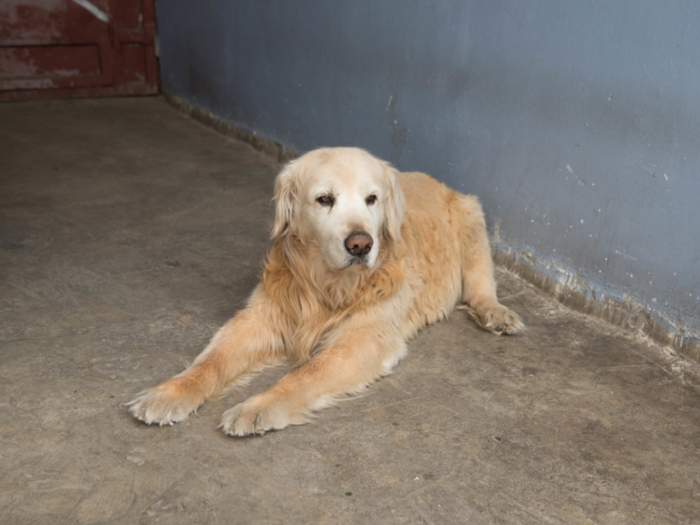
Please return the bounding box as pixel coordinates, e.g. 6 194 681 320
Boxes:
460 303 524 335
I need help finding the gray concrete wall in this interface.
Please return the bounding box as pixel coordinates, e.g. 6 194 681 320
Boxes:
155 0 700 348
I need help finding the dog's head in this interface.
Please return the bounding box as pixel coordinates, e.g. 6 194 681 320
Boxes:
271 147 406 271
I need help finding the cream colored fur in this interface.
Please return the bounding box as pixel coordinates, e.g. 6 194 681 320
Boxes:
127 147 523 436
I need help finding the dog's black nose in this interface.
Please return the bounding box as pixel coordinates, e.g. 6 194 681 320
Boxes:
344 232 373 256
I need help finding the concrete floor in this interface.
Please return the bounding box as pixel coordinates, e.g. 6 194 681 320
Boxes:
1 97 700 525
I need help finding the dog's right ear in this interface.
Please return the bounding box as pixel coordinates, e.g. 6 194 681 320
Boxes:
271 159 300 239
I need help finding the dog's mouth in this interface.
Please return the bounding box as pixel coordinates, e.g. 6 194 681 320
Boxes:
344 255 371 269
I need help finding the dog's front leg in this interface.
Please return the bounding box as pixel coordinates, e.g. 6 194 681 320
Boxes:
127 286 285 426
221 327 405 436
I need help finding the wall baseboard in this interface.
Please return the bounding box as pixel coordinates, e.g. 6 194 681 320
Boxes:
493 249 700 363
162 92 700 365
162 92 297 164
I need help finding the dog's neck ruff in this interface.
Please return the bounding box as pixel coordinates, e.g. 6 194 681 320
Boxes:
260 234 404 362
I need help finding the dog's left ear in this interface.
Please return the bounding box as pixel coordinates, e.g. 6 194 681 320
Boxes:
381 162 406 243
271 159 300 239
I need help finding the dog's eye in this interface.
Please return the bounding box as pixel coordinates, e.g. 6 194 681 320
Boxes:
316 195 334 207
366 195 377 206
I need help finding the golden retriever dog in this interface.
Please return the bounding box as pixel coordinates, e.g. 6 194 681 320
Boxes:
127 147 523 435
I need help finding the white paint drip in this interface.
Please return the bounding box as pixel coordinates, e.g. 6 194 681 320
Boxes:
71 0 110 22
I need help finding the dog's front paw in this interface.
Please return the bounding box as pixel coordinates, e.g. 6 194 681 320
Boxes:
126 382 202 426
220 395 307 436
461 303 524 335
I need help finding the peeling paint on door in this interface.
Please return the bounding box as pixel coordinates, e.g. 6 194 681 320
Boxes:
0 0 158 100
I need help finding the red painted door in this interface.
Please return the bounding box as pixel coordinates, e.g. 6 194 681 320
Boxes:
0 0 158 100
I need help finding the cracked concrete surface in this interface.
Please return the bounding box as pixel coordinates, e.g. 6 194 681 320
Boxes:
1 97 699 524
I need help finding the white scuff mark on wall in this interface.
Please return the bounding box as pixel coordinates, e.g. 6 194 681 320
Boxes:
71 0 109 22
385 94 393 110
615 249 638 261
664 173 669 181
566 164 574 174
